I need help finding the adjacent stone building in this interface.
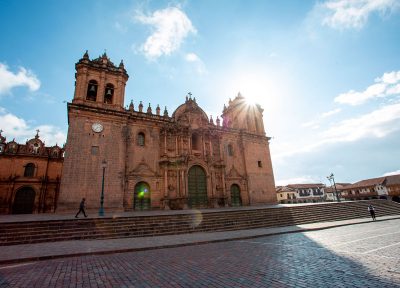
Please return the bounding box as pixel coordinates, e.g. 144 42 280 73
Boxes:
276 184 325 204
0 131 64 214
341 175 400 202
58 52 277 212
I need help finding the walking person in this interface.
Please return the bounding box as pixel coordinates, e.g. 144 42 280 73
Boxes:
368 204 376 221
75 198 88 218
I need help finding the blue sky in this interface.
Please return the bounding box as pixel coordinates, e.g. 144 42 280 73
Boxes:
1 0 400 185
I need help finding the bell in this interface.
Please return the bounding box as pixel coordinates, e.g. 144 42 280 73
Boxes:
106 89 112 96
89 85 96 92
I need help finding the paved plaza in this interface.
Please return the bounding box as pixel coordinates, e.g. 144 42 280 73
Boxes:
0 219 399 287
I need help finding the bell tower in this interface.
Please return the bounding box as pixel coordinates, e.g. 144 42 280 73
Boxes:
73 50 129 110
221 93 265 135
58 51 130 212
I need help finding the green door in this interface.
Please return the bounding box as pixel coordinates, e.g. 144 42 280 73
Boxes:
12 187 36 214
134 182 151 210
230 184 242 207
188 166 208 208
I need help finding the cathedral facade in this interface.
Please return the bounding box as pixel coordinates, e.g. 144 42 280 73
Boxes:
58 52 276 212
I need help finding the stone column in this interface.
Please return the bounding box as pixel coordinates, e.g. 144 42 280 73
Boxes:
163 169 169 210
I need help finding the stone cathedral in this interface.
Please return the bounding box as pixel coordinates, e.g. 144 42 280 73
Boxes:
58 51 276 212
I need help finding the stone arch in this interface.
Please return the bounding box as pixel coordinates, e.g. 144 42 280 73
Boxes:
230 184 242 207
187 165 208 208
12 186 36 214
133 181 151 210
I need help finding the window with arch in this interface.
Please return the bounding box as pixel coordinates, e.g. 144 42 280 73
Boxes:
227 144 234 156
24 163 35 177
137 132 145 146
192 133 200 150
86 80 98 101
104 83 114 104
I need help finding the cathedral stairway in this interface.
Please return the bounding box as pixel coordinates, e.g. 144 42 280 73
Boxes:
0 200 399 246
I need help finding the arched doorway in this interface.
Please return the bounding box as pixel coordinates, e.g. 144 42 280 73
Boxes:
188 165 208 208
134 182 151 210
230 184 242 207
12 187 36 214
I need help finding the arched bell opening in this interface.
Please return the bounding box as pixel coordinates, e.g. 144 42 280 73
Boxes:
104 83 114 104
86 80 98 101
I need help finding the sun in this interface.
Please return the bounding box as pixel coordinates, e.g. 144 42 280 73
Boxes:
242 92 258 106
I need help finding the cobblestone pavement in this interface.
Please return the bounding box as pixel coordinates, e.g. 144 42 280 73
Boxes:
0 219 399 288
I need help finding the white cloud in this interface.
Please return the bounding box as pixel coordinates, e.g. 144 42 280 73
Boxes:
301 121 320 129
135 7 196 59
300 108 341 130
275 176 320 186
0 63 40 95
321 108 342 118
0 107 66 146
185 52 200 62
320 0 400 29
275 102 400 160
321 102 400 141
383 169 400 176
185 52 207 75
334 70 400 105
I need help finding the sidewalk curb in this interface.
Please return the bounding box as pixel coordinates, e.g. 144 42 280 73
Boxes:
1 216 399 266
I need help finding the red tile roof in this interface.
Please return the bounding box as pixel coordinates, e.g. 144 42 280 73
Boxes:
286 183 324 189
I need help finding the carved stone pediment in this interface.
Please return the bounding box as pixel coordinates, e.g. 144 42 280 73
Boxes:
226 166 242 179
130 161 157 177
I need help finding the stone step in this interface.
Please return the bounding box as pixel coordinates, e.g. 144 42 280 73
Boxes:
0 200 399 246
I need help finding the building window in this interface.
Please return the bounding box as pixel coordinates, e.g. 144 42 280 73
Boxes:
227 144 233 156
258 161 262 167
104 83 114 104
24 163 35 177
192 134 200 150
138 132 145 146
86 80 98 101
91 146 99 155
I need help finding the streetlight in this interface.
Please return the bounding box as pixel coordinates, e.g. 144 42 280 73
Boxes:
327 173 340 202
99 159 107 216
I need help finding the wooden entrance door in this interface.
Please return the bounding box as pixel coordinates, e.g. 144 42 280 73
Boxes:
12 187 36 214
188 165 208 208
230 184 242 207
134 182 151 210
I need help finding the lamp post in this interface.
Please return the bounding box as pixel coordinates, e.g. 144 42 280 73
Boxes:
99 159 107 216
327 173 340 202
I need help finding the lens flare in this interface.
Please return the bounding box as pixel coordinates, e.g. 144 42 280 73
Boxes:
189 210 203 228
